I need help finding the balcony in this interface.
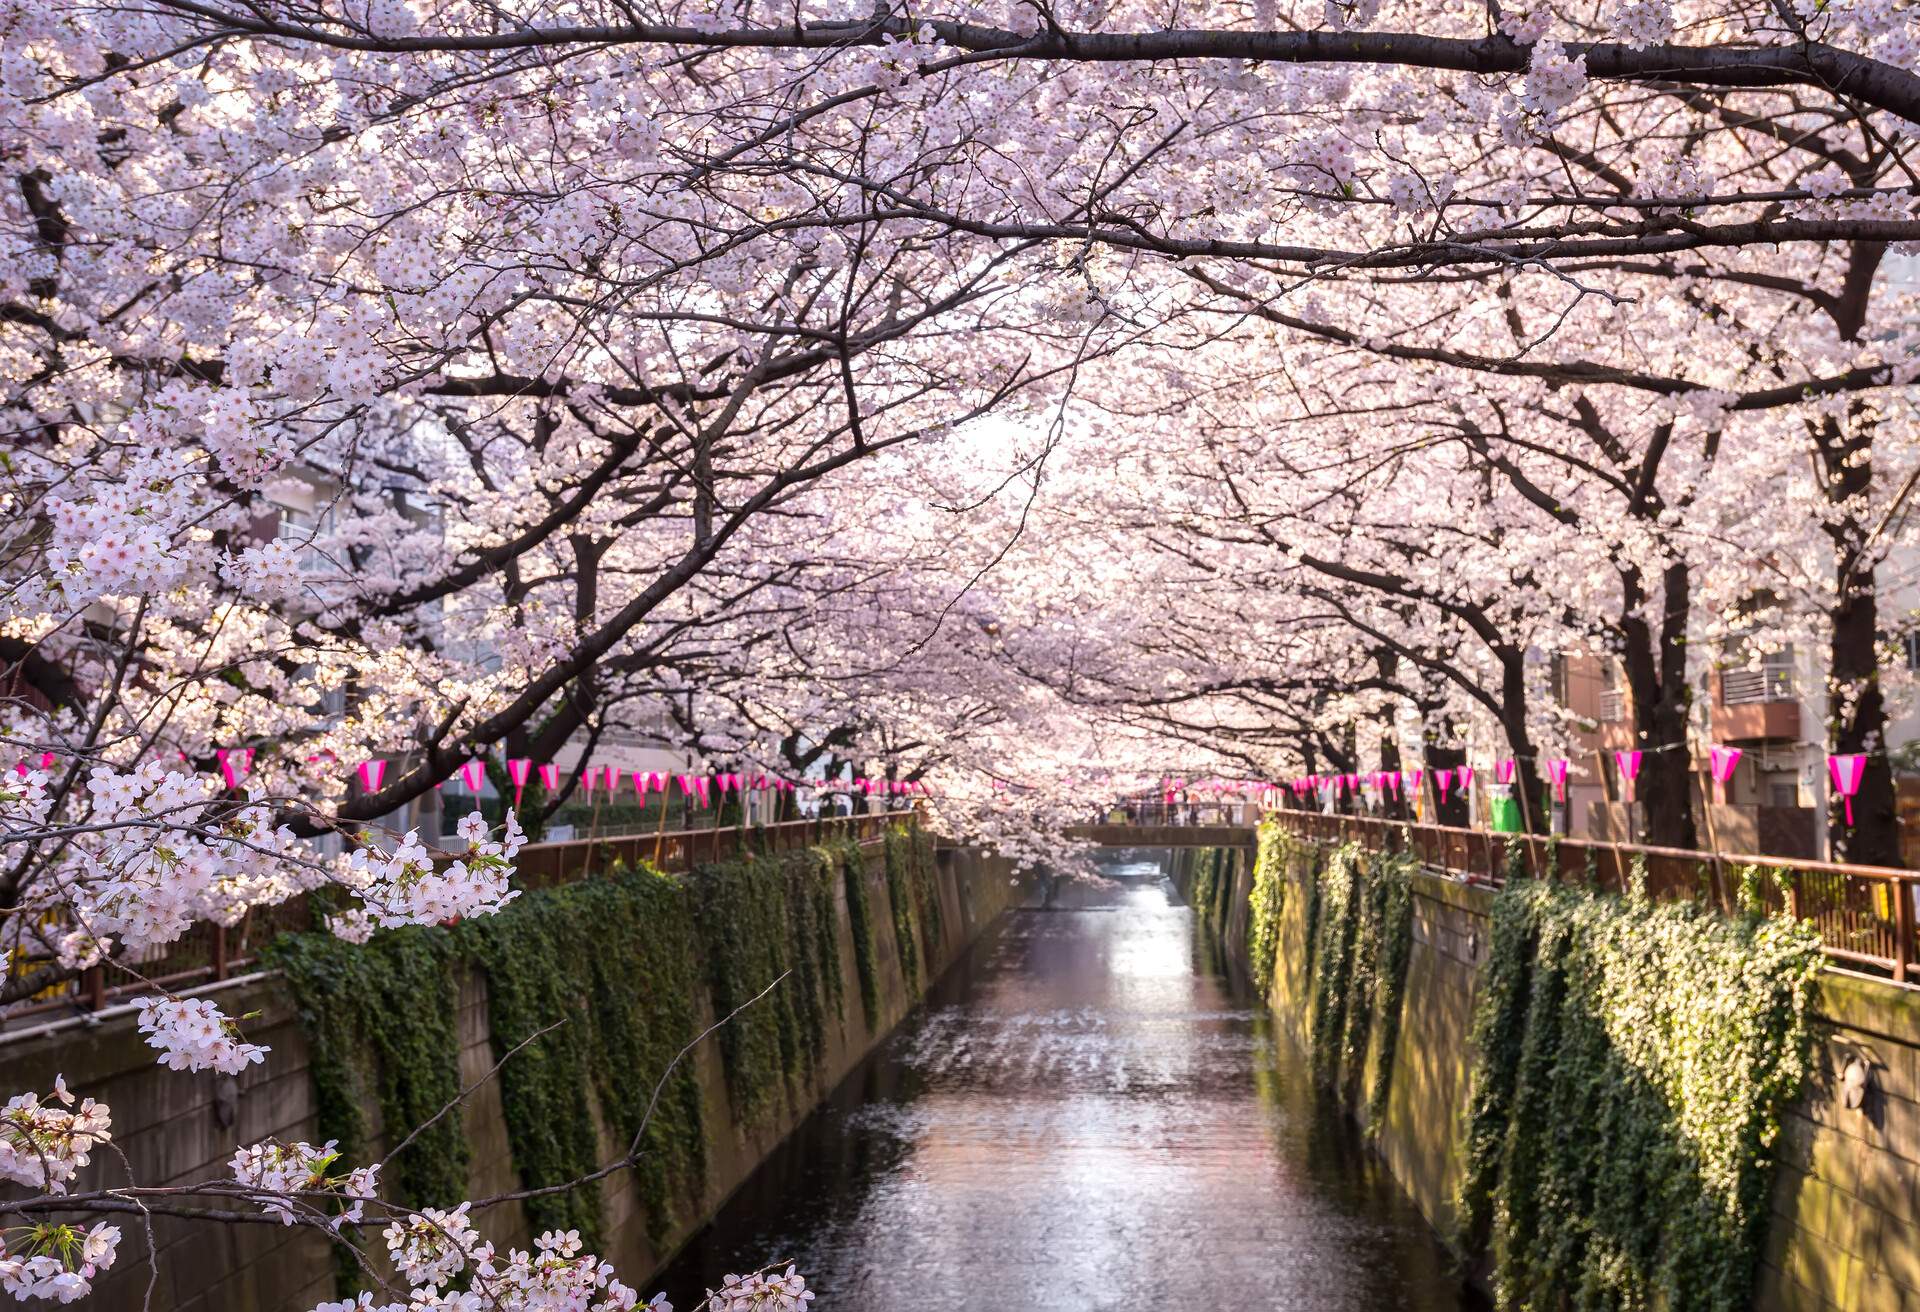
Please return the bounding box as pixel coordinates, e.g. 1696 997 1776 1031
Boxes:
1721 667 1793 704
1713 667 1799 743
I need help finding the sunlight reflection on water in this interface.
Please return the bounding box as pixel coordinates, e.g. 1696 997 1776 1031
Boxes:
650 854 1483 1312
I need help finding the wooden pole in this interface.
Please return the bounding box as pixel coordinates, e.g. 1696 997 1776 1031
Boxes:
650 785 674 869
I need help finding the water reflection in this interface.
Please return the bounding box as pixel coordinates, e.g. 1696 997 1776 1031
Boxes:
652 855 1482 1311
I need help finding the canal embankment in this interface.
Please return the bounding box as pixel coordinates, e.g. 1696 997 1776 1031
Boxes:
1176 829 1920 1312
0 825 1030 1312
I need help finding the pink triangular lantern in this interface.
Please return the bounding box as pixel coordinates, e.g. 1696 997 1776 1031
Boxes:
1709 746 1743 804
1437 770 1453 799
538 763 560 790
456 759 485 791
1829 753 1867 826
632 770 651 798
1548 759 1570 802
580 767 598 795
601 765 620 791
1457 765 1474 790
506 758 532 806
357 759 388 793
1613 749 1642 802
1495 758 1516 785
693 776 711 808
216 748 254 790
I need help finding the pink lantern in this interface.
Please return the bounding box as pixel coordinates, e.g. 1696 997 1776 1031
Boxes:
632 770 651 798
1547 759 1570 802
1829 753 1868 826
580 767 598 795
1457 765 1474 790
216 748 254 790
1437 770 1453 799
357 759 388 793
538 763 561 790
455 759 483 791
1614 750 1642 802
1709 746 1742 803
693 776 712 808
601 764 619 791
506 758 532 806
1408 768 1424 792
1495 758 1517 785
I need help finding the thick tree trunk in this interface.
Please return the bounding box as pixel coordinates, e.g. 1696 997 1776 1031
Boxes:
1498 652 1549 834
1821 250 1901 866
1817 410 1901 866
1828 553 1900 864
1379 732 1407 821
1425 739 1468 827
1618 561 1698 850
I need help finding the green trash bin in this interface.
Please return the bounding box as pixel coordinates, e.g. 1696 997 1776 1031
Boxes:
1490 790 1524 833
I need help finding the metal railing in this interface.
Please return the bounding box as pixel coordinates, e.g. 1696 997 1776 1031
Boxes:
1273 812 1920 984
6 814 912 1022
1721 666 1795 705
513 812 902 887
1103 801 1254 827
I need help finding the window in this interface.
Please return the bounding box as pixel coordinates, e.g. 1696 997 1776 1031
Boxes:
1906 632 1920 671
275 506 336 574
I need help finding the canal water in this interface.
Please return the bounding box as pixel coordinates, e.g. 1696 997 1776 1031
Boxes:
651 855 1483 1311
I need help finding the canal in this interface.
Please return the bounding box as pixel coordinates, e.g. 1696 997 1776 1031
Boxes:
652 853 1483 1310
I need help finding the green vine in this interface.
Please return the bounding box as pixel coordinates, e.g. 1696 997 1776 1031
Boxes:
273 865 710 1258
265 927 469 1209
456 863 706 1244
1362 851 1416 1130
1247 821 1295 994
270 826 950 1304
1307 844 1362 1077
265 925 469 1292
687 845 846 1125
1457 878 1823 1311
840 838 883 1029
879 826 925 991
1301 843 1415 1117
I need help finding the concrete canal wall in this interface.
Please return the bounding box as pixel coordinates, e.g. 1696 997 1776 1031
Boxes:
1176 843 1920 1312
0 840 1030 1312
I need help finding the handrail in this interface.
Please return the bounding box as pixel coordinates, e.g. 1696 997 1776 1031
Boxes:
1266 811 1919 984
7 813 918 1023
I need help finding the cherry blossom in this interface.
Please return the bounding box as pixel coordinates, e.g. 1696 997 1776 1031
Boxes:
131 996 269 1075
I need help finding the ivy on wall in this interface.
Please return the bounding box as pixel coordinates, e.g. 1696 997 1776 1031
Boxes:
1458 879 1823 1312
273 836 895 1277
1296 842 1416 1127
882 824 942 990
840 837 883 1030
1247 821 1297 994
687 845 849 1125
1188 846 1240 936
458 864 707 1243
266 925 470 1209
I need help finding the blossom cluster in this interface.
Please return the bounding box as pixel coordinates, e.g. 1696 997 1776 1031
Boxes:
358 1213 667 1312
705 1267 815 1312
230 1138 379 1228
0 1079 111 1193
0 1224 120 1304
131 996 268 1075
336 810 525 935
